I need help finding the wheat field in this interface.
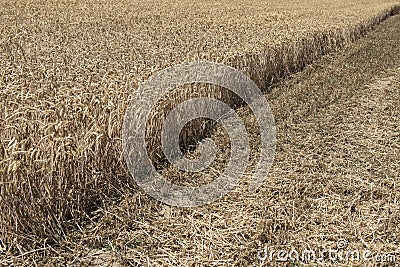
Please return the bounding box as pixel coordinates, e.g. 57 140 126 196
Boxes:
1 0 400 265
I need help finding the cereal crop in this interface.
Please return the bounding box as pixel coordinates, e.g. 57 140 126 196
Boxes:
0 0 399 260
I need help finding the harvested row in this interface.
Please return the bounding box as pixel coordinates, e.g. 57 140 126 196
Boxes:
0 0 399 252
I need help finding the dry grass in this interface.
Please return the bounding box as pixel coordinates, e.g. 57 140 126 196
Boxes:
36 15 400 266
1 0 400 264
